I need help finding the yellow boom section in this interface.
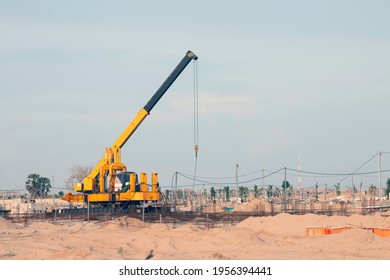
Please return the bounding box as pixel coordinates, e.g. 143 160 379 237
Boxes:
81 108 149 192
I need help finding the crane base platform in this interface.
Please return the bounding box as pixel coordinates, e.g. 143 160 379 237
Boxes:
61 190 162 206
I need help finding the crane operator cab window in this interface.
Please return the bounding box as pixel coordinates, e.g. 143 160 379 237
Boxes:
115 172 138 193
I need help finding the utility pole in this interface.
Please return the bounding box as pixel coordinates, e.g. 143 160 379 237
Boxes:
298 156 302 200
325 184 327 201
262 169 265 198
352 174 355 209
174 171 178 213
52 176 55 205
378 151 382 209
236 164 239 207
284 167 287 212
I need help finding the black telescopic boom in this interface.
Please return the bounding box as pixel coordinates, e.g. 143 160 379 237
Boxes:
143 50 198 113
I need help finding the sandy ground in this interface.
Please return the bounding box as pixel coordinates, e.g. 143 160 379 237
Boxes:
1 213 390 260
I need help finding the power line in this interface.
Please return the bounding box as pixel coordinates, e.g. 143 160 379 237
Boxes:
171 152 390 189
178 168 284 180
286 168 390 177
177 168 285 186
328 153 379 188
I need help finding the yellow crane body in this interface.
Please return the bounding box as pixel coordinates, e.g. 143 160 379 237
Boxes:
61 51 198 207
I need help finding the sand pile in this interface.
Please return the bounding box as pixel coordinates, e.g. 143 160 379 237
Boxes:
1 214 390 260
102 216 149 232
0 216 22 230
236 213 325 237
234 199 267 212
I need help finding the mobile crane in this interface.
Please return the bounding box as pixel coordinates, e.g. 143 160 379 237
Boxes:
61 50 198 207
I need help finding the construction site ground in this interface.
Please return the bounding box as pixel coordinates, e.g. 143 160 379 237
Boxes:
1 197 390 260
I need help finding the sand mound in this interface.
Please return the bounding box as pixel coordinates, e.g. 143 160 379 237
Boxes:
0 216 22 230
309 214 390 229
235 216 259 228
236 213 327 237
338 228 382 242
2 214 390 260
116 216 147 227
321 228 388 247
101 217 149 232
67 221 101 233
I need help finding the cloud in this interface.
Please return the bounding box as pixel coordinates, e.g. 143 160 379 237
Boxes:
151 92 258 124
197 94 257 118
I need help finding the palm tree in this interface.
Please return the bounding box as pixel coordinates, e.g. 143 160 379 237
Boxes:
210 187 216 203
385 178 390 200
267 185 273 198
368 184 377 197
224 186 230 202
25 173 51 199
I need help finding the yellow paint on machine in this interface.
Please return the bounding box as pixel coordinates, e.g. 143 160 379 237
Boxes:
61 51 198 206
61 190 161 204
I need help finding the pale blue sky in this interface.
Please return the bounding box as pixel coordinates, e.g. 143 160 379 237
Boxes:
1 0 390 192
